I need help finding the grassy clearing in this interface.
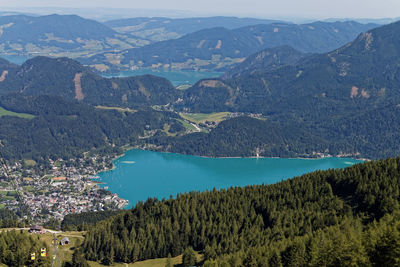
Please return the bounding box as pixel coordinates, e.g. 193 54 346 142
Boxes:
177 119 198 132
179 112 230 124
95 106 137 113
89 252 203 267
0 106 35 119
162 123 177 137
0 230 85 264
175 84 192 90
38 231 86 264
24 159 37 167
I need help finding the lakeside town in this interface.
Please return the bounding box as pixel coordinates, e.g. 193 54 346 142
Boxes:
0 153 128 224
0 111 257 225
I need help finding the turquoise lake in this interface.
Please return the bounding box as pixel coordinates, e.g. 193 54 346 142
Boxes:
102 69 223 86
97 149 363 208
0 54 29 65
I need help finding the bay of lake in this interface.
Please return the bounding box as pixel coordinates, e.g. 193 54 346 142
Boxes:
0 55 223 87
102 69 223 86
0 54 29 65
98 149 363 208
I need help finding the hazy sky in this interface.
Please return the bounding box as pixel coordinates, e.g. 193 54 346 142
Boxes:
1 0 400 19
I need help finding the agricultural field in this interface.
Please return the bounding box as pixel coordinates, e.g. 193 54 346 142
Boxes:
179 112 230 124
0 107 35 119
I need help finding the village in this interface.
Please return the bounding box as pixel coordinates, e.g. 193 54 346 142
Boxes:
0 153 128 224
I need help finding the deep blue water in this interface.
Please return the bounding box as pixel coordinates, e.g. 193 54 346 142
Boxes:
0 54 29 65
98 149 363 208
102 69 223 86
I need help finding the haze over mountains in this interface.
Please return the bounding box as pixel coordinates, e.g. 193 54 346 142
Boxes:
0 14 148 57
104 16 286 41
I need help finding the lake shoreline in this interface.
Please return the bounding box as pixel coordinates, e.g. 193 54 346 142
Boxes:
99 146 368 176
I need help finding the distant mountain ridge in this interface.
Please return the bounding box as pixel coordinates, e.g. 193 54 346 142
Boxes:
84 21 378 72
104 16 287 42
0 14 148 57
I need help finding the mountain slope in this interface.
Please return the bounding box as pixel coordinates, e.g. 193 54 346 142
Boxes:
0 93 178 160
170 20 400 159
222 45 307 79
0 56 181 107
0 14 148 57
84 21 378 72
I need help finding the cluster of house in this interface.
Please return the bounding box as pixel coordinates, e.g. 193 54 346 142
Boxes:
0 154 128 224
20 176 128 222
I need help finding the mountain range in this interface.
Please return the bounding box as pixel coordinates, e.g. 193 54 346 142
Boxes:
183 20 400 116
147 20 398 159
83 21 378 72
2 20 400 160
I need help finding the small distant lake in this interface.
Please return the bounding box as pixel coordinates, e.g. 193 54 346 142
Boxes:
102 69 223 86
0 54 29 65
97 149 363 208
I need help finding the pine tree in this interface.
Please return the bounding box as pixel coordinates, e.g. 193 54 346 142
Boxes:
182 247 196 267
165 253 173 267
72 249 90 267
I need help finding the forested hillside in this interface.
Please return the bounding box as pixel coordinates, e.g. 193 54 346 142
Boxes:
0 230 51 266
153 117 329 158
222 45 306 79
0 94 179 160
0 57 181 108
155 102 400 160
82 157 400 266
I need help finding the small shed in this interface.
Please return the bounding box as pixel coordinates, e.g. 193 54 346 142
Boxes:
60 237 70 246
